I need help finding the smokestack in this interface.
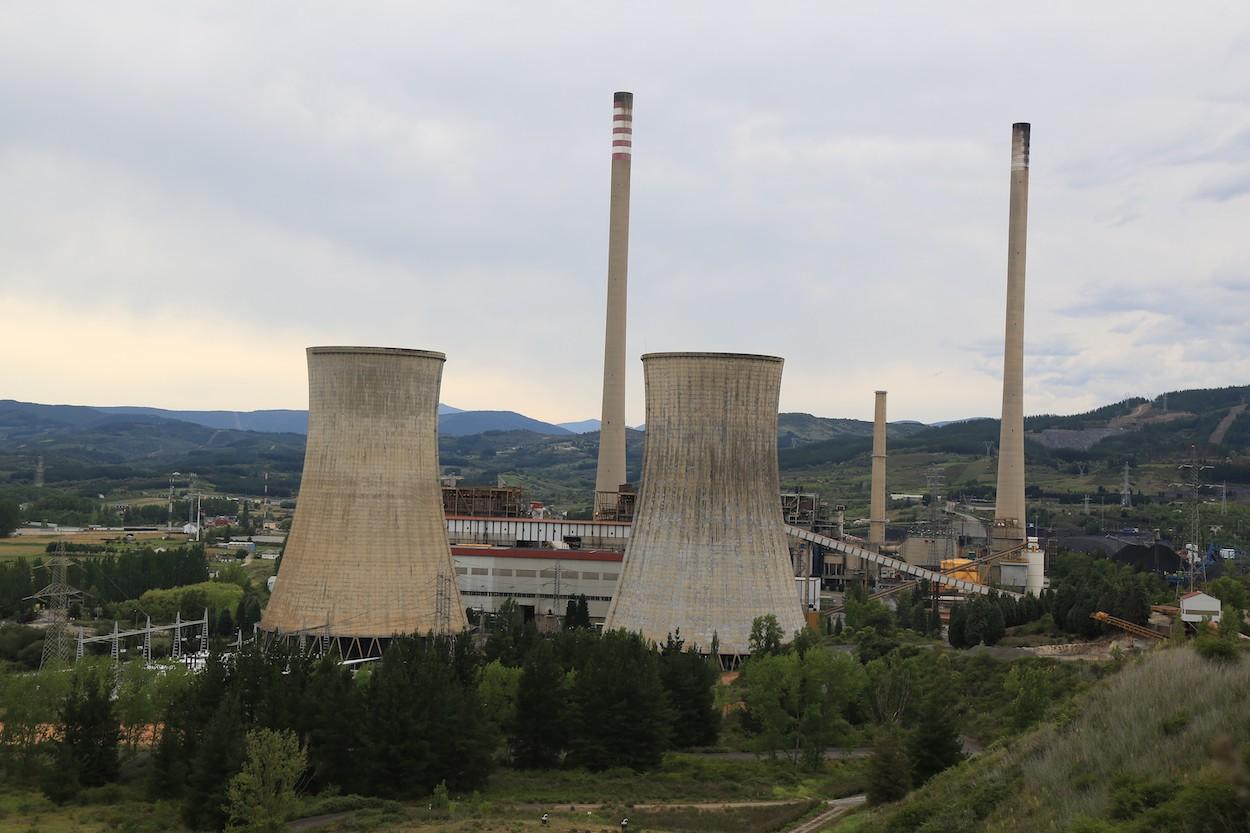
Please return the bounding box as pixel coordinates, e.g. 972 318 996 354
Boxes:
594 91 633 517
605 353 806 657
993 123 1030 552
869 391 887 551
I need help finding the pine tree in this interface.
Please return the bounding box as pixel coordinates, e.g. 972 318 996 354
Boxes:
59 664 121 787
575 595 591 627
182 695 246 831
563 599 578 629
568 630 672 771
906 692 964 783
658 633 720 748
512 640 567 768
867 730 912 805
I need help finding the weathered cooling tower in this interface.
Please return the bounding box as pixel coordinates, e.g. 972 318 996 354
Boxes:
869 391 887 551
261 347 466 651
594 91 633 517
993 123 1030 553
605 353 806 656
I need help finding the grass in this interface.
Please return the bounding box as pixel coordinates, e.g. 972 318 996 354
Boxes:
853 644 1250 833
484 754 867 804
626 799 820 832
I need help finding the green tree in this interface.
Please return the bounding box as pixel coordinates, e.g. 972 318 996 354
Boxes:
224 728 307 833
182 695 247 831
867 730 912 805
658 631 720 748
0 499 19 537
748 614 785 657
512 640 567 768
1003 662 1051 731
568 630 672 771
743 649 866 767
907 691 963 783
59 662 121 787
479 659 522 751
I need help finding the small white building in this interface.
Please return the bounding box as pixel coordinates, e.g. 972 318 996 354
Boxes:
1180 591 1222 625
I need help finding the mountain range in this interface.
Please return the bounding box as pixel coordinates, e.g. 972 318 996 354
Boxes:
3 384 1248 513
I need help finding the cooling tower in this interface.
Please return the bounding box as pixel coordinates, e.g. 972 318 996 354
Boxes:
594 91 633 516
993 123 1030 553
605 352 806 656
261 347 466 645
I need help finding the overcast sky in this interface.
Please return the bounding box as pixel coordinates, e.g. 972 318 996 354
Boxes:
2 3 1249 425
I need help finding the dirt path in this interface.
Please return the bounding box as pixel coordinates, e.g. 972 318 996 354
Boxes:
786 794 867 833
287 811 352 831
1210 403 1247 445
684 747 871 761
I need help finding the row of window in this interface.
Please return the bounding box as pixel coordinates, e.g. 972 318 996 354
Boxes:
455 566 619 581
459 589 613 602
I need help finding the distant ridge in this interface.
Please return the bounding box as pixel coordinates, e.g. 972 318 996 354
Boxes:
96 403 463 435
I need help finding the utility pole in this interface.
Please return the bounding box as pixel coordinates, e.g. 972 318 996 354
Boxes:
27 541 83 669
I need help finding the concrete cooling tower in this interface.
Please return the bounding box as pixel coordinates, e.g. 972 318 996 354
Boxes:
605 352 806 657
262 346 466 655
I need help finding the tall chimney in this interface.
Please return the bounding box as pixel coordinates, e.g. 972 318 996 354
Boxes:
869 391 887 551
993 123 1030 552
594 91 633 517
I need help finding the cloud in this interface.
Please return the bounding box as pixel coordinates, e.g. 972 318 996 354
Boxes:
2 2 1249 425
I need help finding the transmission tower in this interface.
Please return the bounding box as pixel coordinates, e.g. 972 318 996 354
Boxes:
1174 449 1214 592
34 455 45 488
1120 462 1132 509
27 541 83 669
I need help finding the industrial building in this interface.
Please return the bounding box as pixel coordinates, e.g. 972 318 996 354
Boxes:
262 347 466 658
605 352 807 659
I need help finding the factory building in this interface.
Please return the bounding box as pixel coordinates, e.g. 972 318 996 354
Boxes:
452 545 622 620
606 353 806 659
262 347 466 658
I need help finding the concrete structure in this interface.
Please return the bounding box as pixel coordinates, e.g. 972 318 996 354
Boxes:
594 91 634 517
993 123 1031 554
870 391 887 550
262 347 466 655
606 353 806 656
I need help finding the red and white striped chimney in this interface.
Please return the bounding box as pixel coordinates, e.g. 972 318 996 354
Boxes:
594 92 634 516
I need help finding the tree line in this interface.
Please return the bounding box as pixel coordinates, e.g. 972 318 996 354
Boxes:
0 546 209 622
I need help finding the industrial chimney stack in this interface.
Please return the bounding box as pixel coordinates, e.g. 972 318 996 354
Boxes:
594 91 633 517
992 123 1030 553
869 391 887 553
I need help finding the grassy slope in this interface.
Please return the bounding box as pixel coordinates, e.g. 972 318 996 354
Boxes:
847 646 1250 833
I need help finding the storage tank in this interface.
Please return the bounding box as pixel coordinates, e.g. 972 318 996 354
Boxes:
605 352 806 657
261 346 466 654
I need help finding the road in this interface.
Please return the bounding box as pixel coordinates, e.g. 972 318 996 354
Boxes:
787 794 868 833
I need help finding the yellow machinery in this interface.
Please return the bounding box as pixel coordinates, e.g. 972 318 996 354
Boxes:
940 558 982 585
1090 611 1164 641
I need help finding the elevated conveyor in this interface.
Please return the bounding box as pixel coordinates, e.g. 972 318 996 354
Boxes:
784 526 1023 599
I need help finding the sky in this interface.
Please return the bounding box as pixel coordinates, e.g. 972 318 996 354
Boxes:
2 2 1249 426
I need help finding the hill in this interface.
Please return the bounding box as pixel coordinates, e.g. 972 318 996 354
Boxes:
776 413 927 448
438 410 572 436
97 402 463 434
852 646 1250 833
